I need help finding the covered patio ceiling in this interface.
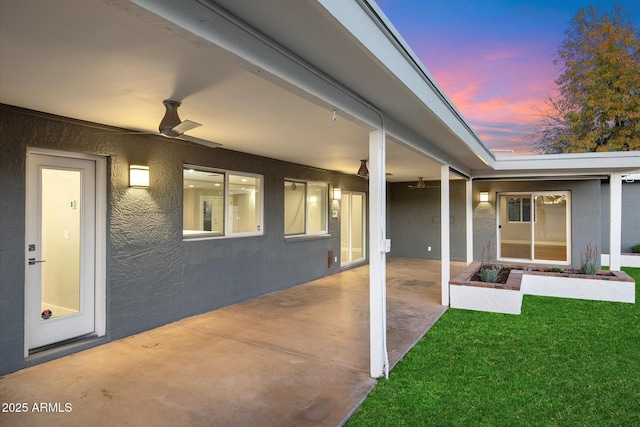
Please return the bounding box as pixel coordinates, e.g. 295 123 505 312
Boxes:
0 0 497 182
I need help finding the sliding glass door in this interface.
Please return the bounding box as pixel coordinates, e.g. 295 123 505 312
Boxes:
341 191 366 266
498 192 570 263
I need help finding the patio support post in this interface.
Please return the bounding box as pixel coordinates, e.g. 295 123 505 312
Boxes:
369 128 389 379
441 165 450 305
466 179 473 264
609 173 622 271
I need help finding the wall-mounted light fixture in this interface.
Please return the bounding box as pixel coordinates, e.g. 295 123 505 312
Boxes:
333 188 342 201
129 165 150 188
479 191 489 202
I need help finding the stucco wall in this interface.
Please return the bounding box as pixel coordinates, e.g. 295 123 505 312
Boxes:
388 179 467 261
473 179 602 267
600 180 640 253
0 105 367 375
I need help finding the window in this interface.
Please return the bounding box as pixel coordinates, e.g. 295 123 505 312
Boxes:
507 197 531 222
228 174 261 234
183 166 262 238
284 180 328 236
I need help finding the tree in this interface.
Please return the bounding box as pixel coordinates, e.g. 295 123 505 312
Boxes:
534 5 640 153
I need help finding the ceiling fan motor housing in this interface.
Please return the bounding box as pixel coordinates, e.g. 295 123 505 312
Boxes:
159 100 182 136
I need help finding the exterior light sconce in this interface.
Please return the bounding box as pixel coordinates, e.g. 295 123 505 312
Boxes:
129 165 150 188
479 191 489 202
333 188 342 201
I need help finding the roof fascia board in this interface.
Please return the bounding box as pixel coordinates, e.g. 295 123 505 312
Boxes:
493 152 640 171
130 0 382 130
316 0 496 168
473 152 640 179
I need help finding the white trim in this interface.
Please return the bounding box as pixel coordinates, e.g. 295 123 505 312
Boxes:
441 165 450 306
609 173 623 271
466 180 473 264
94 155 107 339
475 154 640 182
368 129 388 379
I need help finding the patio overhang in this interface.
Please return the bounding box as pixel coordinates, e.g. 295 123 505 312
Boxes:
0 0 495 182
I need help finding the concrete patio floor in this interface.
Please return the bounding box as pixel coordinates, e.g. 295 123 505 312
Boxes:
0 258 466 427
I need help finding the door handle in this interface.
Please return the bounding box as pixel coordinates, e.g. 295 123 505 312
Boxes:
28 258 46 265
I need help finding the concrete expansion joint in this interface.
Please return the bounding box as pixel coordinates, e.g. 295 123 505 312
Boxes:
177 324 368 374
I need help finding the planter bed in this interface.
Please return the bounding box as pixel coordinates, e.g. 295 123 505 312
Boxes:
450 262 524 314
450 262 636 315
521 268 635 303
601 252 640 268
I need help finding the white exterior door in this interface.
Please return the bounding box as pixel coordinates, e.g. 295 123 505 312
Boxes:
26 153 97 350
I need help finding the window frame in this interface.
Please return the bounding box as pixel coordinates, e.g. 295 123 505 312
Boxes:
183 165 264 240
284 179 329 237
507 196 533 223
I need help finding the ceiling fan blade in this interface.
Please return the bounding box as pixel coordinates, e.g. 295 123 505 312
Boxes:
177 134 222 149
172 119 202 135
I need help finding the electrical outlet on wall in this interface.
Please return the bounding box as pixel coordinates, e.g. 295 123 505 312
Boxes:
427 246 432 252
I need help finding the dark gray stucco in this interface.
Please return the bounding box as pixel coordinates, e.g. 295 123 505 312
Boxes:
0 105 367 375
600 180 640 253
473 179 602 268
388 179 467 261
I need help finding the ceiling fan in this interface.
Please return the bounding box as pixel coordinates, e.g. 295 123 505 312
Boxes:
408 177 426 189
157 100 221 149
110 100 221 149
408 177 440 189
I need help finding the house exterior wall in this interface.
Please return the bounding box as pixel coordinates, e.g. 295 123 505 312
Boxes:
0 105 367 375
473 179 601 267
388 180 467 261
600 180 640 253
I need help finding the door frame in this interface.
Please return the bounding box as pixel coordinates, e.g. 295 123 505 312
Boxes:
496 191 572 264
24 147 107 357
340 190 367 267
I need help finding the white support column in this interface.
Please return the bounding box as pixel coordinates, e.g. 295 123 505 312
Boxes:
609 173 622 271
369 129 388 379
466 179 473 264
441 165 450 306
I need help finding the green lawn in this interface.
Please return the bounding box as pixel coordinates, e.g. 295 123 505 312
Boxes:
348 267 640 426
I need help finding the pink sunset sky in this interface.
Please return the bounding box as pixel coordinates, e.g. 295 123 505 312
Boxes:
377 1 640 155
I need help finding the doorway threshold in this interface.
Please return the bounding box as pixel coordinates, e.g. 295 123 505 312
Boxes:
26 335 108 369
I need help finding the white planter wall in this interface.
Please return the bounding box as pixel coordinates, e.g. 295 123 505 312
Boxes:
601 253 640 268
521 274 636 303
450 285 522 314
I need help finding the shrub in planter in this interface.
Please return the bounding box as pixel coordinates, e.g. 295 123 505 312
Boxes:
632 242 640 254
580 243 598 275
480 265 500 283
479 241 500 283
